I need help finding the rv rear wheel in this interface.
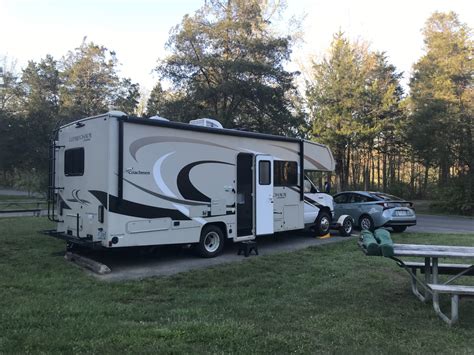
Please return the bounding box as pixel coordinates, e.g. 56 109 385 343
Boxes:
196 225 225 258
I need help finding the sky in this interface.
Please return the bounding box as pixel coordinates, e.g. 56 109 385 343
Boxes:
1 0 473 93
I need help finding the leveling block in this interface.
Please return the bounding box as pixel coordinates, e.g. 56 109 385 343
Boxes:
65 252 111 275
318 233 331 239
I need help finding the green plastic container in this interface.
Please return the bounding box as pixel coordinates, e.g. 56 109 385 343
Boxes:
360 230 381 256
374 228 394 257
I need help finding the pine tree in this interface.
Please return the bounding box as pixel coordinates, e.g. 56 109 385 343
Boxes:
156 0 303 134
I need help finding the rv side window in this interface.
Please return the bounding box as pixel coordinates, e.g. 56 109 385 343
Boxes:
258 160 271 185
274 161 298 186
64 148 84 176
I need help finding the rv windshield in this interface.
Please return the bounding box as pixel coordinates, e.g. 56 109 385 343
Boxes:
303 174 320 193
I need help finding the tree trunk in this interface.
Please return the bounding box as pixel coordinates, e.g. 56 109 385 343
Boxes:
344 144 351 190
377 151 381 191
410 155 415 196
423 164 429 196
382 148 387 192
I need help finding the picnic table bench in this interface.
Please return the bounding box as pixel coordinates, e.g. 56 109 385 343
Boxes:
359 242 474 325
0 200 46 216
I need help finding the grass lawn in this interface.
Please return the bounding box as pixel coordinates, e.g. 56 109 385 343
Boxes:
1 217 474 353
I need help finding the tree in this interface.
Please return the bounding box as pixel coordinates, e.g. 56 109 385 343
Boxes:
114 78 140 115
408 11 473 211
306 32 405 191
59 39 140 120
146 82 166 116
0 59 23 182
60 39 120 119
0 56 21 113
156 0 304 134
306 33 367 189
18 56 61 176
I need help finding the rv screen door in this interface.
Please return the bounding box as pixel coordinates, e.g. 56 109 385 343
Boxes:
255 155 274 235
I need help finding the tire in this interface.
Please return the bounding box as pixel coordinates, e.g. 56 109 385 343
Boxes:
339 216 353 237
392 226 407 233
66 242 78 252
196 225 225 258
359 215 375 231
314 211 332 236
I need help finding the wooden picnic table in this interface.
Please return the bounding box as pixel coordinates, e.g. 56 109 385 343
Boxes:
0 200 46 216
360 242 474 325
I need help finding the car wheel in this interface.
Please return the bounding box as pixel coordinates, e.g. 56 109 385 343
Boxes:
196 225 225 258
314 211 332 236
339 216 353 237
392 226 407 233
359 215 375 231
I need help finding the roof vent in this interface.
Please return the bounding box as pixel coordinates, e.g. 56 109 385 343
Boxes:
149 115 169 121
189 118 223 129
108 110 127 118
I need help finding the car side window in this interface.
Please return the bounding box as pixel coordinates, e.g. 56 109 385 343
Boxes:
351 194 369 203
334 194 348 204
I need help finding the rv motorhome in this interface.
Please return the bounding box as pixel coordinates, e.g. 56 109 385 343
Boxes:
47 111 351 257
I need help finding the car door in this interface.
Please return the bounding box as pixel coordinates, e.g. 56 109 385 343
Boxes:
344 194 362 221
349 193 372 222
333 193 349 219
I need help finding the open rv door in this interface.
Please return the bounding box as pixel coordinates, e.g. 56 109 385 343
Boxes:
255 154 274 235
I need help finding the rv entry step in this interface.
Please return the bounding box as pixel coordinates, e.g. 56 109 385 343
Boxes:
237 241 259 257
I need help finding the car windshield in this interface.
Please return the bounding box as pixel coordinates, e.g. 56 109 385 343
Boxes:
372 193 403 201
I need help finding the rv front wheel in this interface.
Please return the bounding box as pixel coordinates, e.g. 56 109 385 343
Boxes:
196 225 225 258
314 211 331 236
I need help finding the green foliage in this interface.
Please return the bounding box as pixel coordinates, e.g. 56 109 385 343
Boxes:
0 40 140 193
156 0 304 134
430 176 474 215
307 32 405 190
60 39 140 120
18 56 61 176
145 82 166 116
384 181 413 200
114 78 140 115
408 12 473 193
12 168 46 196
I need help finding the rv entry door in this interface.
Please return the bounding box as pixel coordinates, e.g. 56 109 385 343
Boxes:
255 155 274 235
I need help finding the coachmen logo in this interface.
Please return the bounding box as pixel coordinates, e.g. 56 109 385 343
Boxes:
69 133 92 142
126 168 150 175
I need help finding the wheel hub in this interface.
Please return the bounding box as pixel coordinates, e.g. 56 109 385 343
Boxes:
343 219 352 233
204 231 220 253
361 218 371 230
321 216 330 232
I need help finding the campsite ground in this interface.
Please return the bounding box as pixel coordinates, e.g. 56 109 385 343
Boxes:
1 217 473 353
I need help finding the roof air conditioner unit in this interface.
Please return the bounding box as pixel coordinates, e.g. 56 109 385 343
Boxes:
189 118 223 129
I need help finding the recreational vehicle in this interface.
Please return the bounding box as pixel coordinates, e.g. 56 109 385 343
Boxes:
47 111 351 257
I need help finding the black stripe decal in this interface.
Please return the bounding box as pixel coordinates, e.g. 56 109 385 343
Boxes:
122 176 210 206
177 160 234 202
59 194 71 210
304 196 323 207
90 190 190 220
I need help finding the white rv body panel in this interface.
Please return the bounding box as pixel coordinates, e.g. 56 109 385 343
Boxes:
50 112 336 250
